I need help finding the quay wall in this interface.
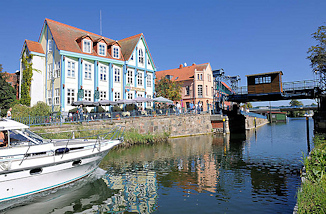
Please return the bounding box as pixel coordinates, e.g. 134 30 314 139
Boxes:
31 114 213 138
245 116 269 130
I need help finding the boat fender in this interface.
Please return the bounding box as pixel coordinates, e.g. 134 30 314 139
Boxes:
55 147 70 155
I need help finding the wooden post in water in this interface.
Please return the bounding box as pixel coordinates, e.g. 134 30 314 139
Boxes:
223 118 226 135
254 117 257 129
306 116 310 153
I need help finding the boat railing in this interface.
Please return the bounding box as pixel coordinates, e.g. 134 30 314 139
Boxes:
14 126 125 164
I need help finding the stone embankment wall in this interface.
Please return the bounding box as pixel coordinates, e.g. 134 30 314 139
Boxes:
31 114 213 138
245 116 269 130
210 115 230 133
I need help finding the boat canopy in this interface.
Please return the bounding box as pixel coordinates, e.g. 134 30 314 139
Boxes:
0 118 29 131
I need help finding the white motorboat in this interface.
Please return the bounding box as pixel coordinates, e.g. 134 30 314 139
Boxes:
0 118 124 203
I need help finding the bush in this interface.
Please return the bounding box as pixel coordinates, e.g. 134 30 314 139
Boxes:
112 105 122 112
12 102 52 118
125 104 137 111
297 134 326 213
90 106 106 113
69 107 88 114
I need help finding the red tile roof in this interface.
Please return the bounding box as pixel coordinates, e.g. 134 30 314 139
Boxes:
119 33 142 61
25 40 44 54
156 63 210 82
45 19 129 60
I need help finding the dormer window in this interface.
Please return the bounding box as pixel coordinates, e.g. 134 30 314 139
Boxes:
98 43 106 56
83 39 92 53
113 46 119 58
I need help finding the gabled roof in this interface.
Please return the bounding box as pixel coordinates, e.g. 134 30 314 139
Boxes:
44 18 121 60
119 33 142 61
25 39 44 54
155 63 210 82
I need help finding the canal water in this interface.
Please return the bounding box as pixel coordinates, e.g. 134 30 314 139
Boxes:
4 118 314 214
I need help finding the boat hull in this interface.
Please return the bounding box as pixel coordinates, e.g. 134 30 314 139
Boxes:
0 140 120 203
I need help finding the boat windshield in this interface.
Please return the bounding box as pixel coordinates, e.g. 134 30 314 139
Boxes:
9 129 48 146
23 129 48 144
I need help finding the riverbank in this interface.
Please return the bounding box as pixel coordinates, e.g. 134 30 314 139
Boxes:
33 126 170 148
296 133 326 213
31 113 213 138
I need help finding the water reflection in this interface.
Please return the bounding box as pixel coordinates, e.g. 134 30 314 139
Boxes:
3 118 311 213
102 171 157 213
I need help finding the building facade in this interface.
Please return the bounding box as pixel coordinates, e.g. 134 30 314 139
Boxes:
156 63 215 110
20 19 156 112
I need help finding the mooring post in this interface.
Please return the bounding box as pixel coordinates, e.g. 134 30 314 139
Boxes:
306 116 310 153
254 117 257 129
223 118 226 135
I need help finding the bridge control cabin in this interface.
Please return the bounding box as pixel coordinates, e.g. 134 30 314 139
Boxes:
246 71 283 95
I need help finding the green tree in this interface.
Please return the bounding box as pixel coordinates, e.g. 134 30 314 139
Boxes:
155 77 182 101
307 25 326 89
289 99 304 117
289 99 303 107
241 102 253 109
0 64 17 117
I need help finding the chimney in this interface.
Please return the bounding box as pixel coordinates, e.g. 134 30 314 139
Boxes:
179 64 183 69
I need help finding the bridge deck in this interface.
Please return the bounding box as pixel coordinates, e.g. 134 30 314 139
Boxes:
227 80 321 102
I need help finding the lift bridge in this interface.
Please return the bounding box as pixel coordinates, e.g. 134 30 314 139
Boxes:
212 70 324 113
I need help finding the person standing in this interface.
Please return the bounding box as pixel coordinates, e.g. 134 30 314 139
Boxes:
176 102 181 115
77 105 84 121
7 108 12 119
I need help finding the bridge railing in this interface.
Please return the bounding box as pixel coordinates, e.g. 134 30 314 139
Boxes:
282 80 319 92
233 86 248 95
231 80 319 95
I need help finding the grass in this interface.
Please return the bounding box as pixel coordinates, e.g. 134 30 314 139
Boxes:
297 133 326 214
34 127 170 147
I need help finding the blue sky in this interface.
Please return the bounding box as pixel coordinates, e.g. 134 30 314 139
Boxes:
1 0 325 106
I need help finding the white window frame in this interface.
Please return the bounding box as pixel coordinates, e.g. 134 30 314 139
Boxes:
127 92 133 100
114 67 120 83
67 61 75 78
114 92 120 101
147 95 152 107
54 61 60 78
127 69 133 85
84 89 92 101
137 93 143 108
47 90 52 105
83 39 92 53
100 91 107 100
113 46 119 58
98 43 106 56
138 49 144 64
100 66 107 81
147 73 152 87
48 64 53 79
185 85 190 96
137 72 143 86
48 40 53 52
67 88 75 105
198 85 203 97
54 88 60 105
84 63 92 80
